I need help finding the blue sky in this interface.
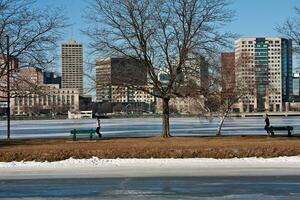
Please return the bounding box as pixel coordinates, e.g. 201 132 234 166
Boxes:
228 0 299 37
36 0 300 45
35 0 300 70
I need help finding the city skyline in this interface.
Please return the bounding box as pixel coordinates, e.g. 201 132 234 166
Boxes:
34 0 300 73
3 2 300 197
2 0 300 116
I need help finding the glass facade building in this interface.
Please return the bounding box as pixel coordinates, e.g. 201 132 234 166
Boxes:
235 37 293 112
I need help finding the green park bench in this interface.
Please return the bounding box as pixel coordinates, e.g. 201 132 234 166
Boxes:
268 126 293 137
70 129 96 141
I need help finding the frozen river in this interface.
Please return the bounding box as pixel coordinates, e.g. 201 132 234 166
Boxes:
2 156 300 199
1 176 300 199
0 116 299 139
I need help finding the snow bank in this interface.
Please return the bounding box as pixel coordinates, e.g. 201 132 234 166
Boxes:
1 156 300 169
2 157 300 179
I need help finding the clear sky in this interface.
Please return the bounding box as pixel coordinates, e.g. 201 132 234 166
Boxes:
35 0 300 70
35 0 300 46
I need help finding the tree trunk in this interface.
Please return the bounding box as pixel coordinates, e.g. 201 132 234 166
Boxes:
216 111 228 136
162 97 171 138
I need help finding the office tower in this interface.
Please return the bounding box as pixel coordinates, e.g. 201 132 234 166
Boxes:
221 52 235 91
96 57 147 102
235 38 293 112
61 39 83 95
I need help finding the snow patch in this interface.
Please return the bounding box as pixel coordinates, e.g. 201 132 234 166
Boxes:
1 156 300 169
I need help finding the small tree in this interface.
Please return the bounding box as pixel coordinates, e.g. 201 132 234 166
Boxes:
215 54 254 135
85 0 234 137
216 88 250 136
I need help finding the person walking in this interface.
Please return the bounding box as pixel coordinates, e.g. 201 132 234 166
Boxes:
95 113 102 138
264 114 270 136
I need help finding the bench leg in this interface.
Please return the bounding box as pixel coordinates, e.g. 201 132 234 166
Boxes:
270 131 274 137
73 134 76 141
288 130 291 137
90 133 93 140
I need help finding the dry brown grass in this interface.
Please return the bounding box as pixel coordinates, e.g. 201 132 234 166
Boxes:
1 136 300 162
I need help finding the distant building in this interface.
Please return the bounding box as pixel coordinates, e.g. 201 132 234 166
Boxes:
221 52 235 91
234 37 293 112
79 95 92 111
61 39 83 95
11 84 79 115
17 67 44 85
68 110 92 119
43 72 61 87
0 56 18 102
156 57 209 114
96 57 147 102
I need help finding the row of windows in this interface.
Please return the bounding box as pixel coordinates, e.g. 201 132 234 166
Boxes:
62 44 82 47
240 44 281 48
269 96 281 99
14 95 76 106
242 100 282 104
240 48 281 52
241 40 280 44
62 55 82 57
62 50 82 52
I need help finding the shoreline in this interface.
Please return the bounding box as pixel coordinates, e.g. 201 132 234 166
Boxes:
1 112 300 121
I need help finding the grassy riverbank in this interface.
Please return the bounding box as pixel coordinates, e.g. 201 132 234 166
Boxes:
1 136 300 162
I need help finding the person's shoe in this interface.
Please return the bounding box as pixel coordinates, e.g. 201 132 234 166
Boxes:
98 134 102 138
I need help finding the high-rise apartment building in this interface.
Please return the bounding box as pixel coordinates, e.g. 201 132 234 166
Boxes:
61 39 83 95
235 37 292 112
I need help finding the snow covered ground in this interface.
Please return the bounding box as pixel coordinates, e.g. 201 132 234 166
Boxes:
1 156 300 180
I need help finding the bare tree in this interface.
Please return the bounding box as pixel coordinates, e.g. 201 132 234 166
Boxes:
215 87 251 136
277 7 300 53
0 0 67 100
85 0 234 137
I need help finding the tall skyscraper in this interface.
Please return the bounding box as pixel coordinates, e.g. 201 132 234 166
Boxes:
235 37 293 112
61 39 83 95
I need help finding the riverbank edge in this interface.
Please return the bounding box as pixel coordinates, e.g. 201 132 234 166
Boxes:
2 111 300 121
